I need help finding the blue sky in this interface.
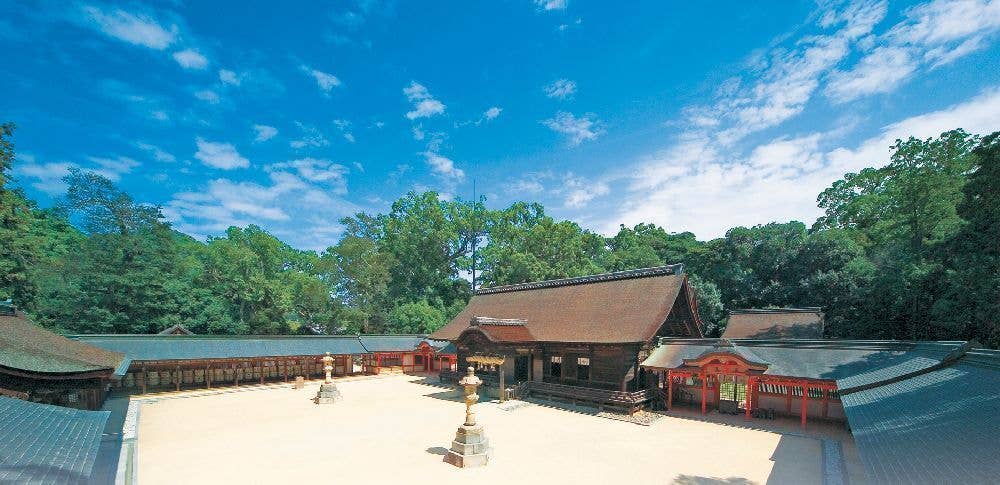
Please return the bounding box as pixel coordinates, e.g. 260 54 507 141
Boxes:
4 0 1000 250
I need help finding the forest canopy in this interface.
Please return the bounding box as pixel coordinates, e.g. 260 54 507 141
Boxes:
1 123 997 347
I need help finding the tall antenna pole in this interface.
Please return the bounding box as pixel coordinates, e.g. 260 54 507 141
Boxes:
471 178 477 291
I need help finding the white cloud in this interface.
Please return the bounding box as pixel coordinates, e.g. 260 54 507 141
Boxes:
403 81 446 119
333 119 355 143
543 111 603 146
194 138 249 170
506 171 610 208
15 160 77 195
302 66 341 93
424 152 465 182
697 0 888 143
826 45 917 101
172 49 208 69
136 142 175 162
163 171 359 251
268 158 349 194
412 125 425 141
605 86 1000 239
194 89 220 104
826 0 1000 103
252 124 278 142
484 106 502 120
289 122 329 149
544 79 576 99
535 0 568 11
219 69 241 86
562 173 609 208
81 5 177 49
86 156 139 180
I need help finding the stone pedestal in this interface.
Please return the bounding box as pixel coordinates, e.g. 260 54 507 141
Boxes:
444 425 491 468
314 383 342 404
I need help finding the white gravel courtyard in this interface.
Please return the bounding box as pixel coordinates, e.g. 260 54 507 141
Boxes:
135 374 863 484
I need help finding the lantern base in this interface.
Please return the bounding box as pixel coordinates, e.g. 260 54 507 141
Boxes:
444 424 491 468
313 383 342 404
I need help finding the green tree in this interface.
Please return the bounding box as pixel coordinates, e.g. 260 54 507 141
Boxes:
388 300 446 334
479 202 606 285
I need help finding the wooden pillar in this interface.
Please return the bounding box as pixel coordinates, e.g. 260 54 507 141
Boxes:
822 388 830 419
206 364 211 389
785 384 793 414
745 376 753 421
283 361 288 382
701 373 707 415
260 359 265 385
667 370 675 411
499 363 506 403
234 362 240 387
800 381 808 429
141 365 147 394
175 365 181 391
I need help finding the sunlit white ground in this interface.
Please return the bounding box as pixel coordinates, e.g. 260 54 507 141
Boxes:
135 374 864 484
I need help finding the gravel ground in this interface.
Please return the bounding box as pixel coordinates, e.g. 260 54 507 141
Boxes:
137 374 852 485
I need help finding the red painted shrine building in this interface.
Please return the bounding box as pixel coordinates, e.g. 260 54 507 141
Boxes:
640 334 972 428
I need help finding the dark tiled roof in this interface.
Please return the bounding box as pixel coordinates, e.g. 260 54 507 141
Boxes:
0 312 127 376
475 265 684 294
0 396 110 483
359 335 426 352
156 324 194 335
467 323 536 343
722 308 824 339
422 339 457 354
430 265 701 343
841 349 1000 484
71 335 370 361
641 338 966 382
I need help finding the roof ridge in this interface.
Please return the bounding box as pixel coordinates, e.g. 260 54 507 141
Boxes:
475 264 684 295
729 307 823 314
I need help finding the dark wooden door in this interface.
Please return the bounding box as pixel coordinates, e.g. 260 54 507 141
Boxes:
515 355 530 382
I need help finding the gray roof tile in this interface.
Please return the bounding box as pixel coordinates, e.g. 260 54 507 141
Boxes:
0 397 110 484
841 353 1000 484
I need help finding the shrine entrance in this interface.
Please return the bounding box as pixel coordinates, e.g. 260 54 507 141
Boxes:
717 374 749 414
514 355 530 382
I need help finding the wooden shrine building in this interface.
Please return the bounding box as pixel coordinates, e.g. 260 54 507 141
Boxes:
71 333 456 396
0 302 129 410
641 337 972 428
429 265 703 410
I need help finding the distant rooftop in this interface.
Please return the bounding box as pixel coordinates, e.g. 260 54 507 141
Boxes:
475 264 684 295
722 307 824 339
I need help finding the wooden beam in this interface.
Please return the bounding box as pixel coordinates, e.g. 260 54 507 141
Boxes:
800 381 808 429
666 369 673 411
701 373 707 415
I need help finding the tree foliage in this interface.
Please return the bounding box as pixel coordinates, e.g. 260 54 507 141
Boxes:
0 124 996 347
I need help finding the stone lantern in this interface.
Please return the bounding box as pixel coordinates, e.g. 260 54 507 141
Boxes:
314 352 342 404
444 366 491 467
